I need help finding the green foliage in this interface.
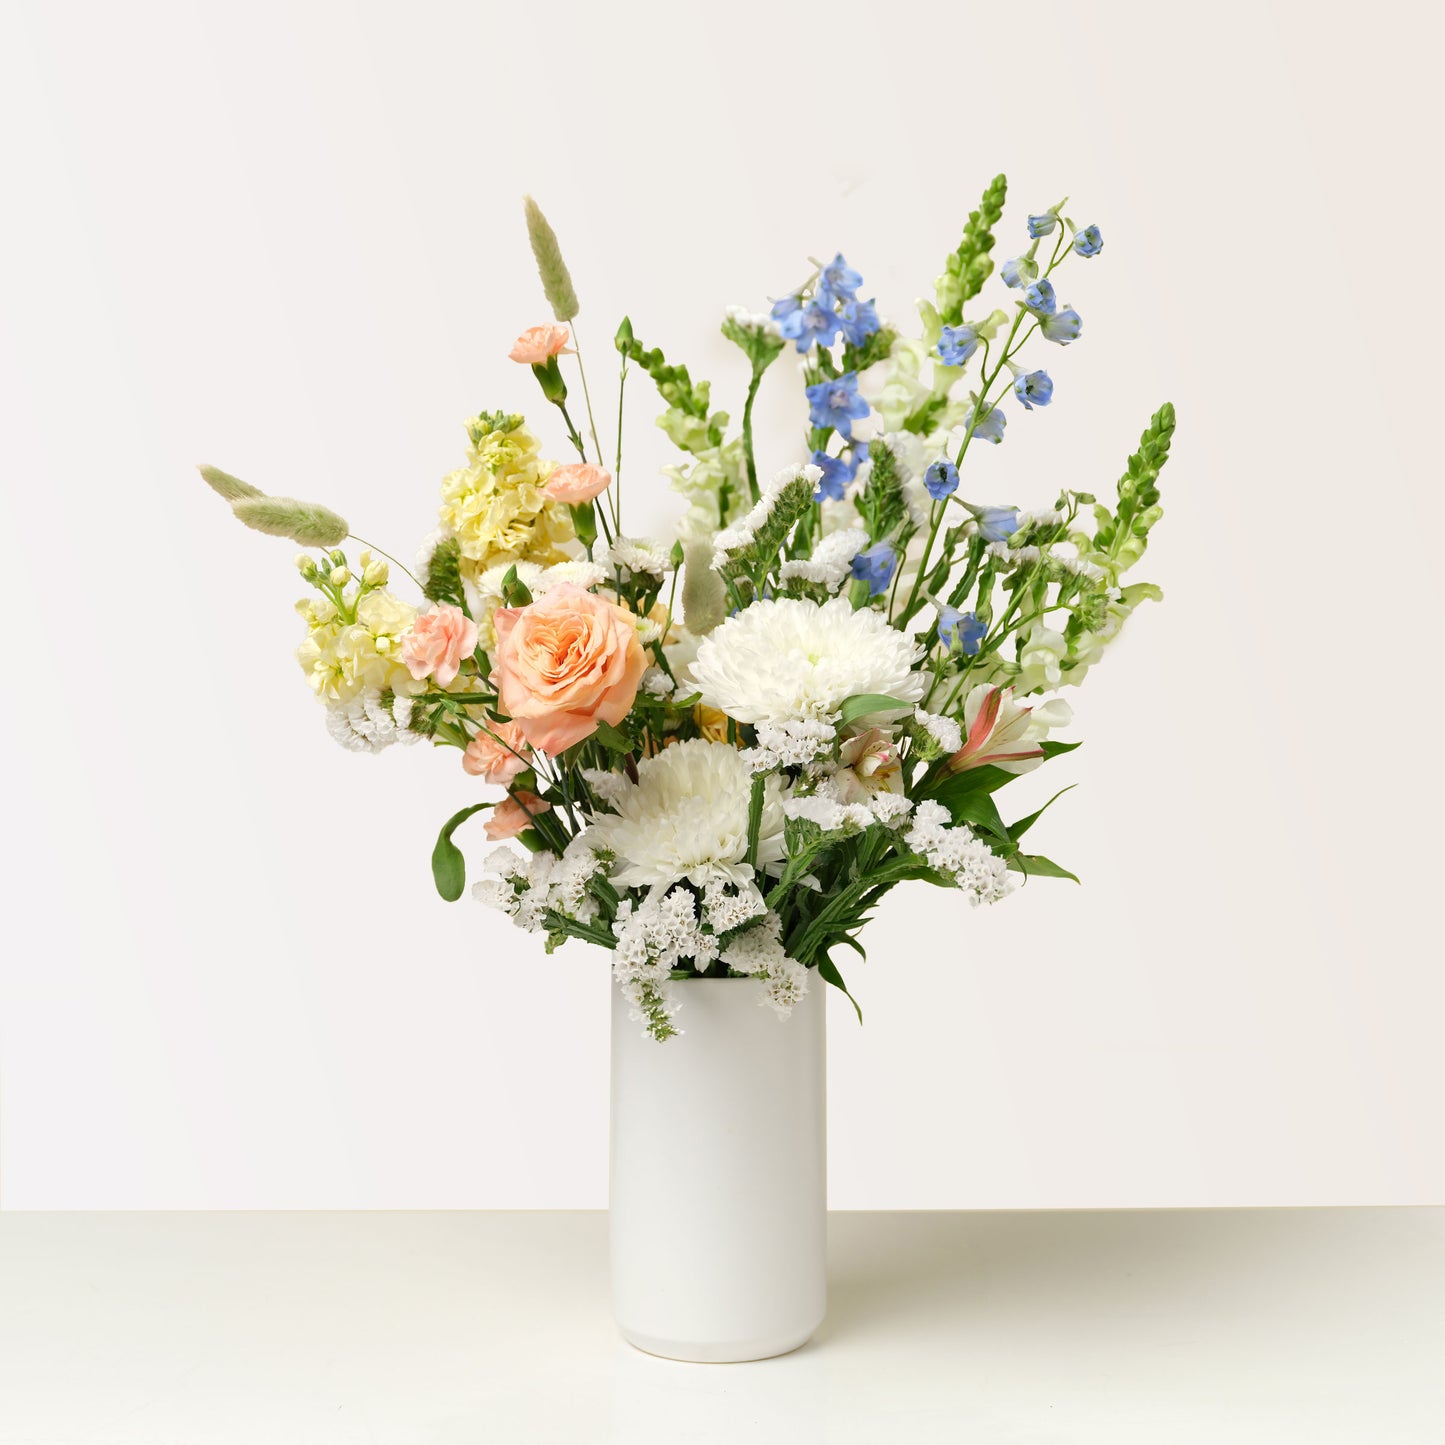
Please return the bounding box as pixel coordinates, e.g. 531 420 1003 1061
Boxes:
816 954 863 1023
837 693 914 728
721 312 786 373
1091 401 1176 576
614 318 723 449
431 802 492 901
1007 853 1080 883
852 437 910 541
936 172 1008 325
841 325 898 375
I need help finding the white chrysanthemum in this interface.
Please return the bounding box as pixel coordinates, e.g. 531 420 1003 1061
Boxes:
585 739 786 888
691 596 925 727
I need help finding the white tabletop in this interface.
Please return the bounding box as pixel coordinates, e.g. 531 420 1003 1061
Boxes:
1 1209 1441 1443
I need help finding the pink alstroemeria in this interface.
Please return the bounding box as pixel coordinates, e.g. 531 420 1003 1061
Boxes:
945 684 1072 776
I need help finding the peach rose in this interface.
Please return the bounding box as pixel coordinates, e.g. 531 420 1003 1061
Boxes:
401 604 478 688
463 719 532 785
493 582 647 755
542 463 612 504
484 791 551 841
508 324 573 365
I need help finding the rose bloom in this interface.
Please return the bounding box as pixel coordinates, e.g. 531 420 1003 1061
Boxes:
542 463 612 504
401 603 478 688
484 791 551 841
508 324 573 365
493 582 647 754
462 719 532 785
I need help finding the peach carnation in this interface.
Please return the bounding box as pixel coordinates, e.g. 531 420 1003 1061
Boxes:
485 791 551 841
463 720 532 785
542 463 612 504
508 325 573 365
493 582 647 755
401 604 478 688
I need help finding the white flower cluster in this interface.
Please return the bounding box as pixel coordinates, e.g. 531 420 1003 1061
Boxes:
324 688 420 754
723 304 782 338
610 879 800 1038
913 706 962 756
641 666 676 698
778 526 869 593
784 780 914 833
712 463 822 566
904 802 1014 906
472 836 607 932
986 541 1044 570
596 536 670 579
718 911 809 1017
473 557 609 600
741 718 835 774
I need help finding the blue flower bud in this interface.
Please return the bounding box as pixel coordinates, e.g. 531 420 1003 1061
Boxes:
819 253 864 305
851 541 897 596
777 298 842 353
1023 278 1057 316
1040 307 1082 345
936 323 980 367
1012 370 1054 411
936 605 986 655
811 447 862 501
923 459 959 500
968 398 1007 445
966 503 1021 543
1072 225 1103 258
1000 255 1039 289
805 370 871 438
1027 212 1059 239
839 297 881 346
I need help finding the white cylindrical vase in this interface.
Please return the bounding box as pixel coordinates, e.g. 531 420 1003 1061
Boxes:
609 976 827 1362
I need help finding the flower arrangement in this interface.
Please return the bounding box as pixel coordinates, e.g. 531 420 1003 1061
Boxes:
200 177 1176 1042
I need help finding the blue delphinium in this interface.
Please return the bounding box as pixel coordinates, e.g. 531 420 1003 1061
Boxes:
1073 225 1103 258
936 605 985 655
851 541 897 596
923 459 959 500
839 297 881 346
968 398 1007 445
806 371 870 438
967 503 1021 542
1023 278 1057 315
1000 254 1039 289
811 446 865 501
1041 307 1082 345
775 297 841 353
936 323 980 367
1013 370 1054 410
1027 211 1059 239
819 253 863 305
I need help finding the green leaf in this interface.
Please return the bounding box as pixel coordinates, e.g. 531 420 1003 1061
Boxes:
1006 852 1080 884
591 718 632 752
837 693 913 727
431 803 492 902
1040 739 1081 759
947 790 1011 843
817 955 864 1024
1009 785 1076 841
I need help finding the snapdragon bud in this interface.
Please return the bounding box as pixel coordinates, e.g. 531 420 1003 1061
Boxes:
329 566 351 586
363 557 389 586
329 549 347 568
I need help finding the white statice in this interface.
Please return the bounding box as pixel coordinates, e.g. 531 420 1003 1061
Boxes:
324 688 420 753
701 878 767 934
740 718 836 774
778 526 869 593
712 462 822 566
580 768 630 808
585 738 787 889
868 791 915 828
596 535 670 579
782 793 875 833
914 706 962 756
719 911 809 1017
472 833 608 932
641 666 675 698
691 596 924 728
723 304 782 338
904 801 1014 906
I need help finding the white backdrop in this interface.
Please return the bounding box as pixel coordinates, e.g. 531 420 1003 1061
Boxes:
1 0 1440 1209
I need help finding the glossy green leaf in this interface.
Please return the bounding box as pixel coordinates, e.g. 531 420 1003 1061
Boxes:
431 803 492 902
837 693 913 727
1006 852 1080 884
